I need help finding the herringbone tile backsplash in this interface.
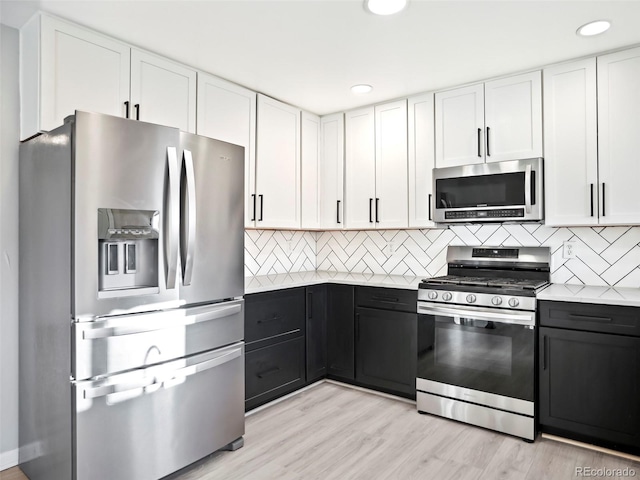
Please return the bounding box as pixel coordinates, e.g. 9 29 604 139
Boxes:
246 225 640 287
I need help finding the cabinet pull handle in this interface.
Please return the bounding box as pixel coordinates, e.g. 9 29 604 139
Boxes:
355 313 360 342
251 194 256 221
124 101 130 118
337 200 341 224
259 194 264 221
486 127 491 157
369 198 373 223
257 314 281 324
602 183 606 217
134 103 140 120
568 314 611 323
477 128 482 157
372 295 399 302
375 198 380 223
542 335 547 371
428 193 432 221
307 292 312 319
590 184 594 217
257 367 280 379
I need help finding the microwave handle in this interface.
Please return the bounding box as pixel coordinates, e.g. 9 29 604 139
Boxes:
524 164 532 214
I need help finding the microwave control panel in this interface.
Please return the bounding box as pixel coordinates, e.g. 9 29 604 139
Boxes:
444 208 525 220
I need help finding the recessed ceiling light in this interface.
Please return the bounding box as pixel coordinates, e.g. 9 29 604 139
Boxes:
577 20 611 37
365 0 408 16
351 84 373 94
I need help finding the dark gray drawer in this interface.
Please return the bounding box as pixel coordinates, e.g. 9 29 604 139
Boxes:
245 337 305 410
356 286 417 313
539 300 640 337
245 288 305 345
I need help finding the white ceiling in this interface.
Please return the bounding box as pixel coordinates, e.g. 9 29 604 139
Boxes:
2 0 640 115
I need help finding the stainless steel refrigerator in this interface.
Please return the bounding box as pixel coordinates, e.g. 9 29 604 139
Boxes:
19 111 245 480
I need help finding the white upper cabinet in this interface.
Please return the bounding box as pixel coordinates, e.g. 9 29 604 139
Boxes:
435 71 542 168
130 49 196 133
543 58 598 226
344 101 408 230
196 73 256 227
20 14 130 140
484 71 542 163
435 84 484 167
20 14 197 140
255 94 301 229
320 113 345 229
374 100 408 229
408 93 435 228
597 47 640 225
344 107 376 229
544 47 640 227
301 112 321 229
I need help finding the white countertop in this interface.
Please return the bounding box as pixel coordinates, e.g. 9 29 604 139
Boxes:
245 271 422 294
538 283 640 307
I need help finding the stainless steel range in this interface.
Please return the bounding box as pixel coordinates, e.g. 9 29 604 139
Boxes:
416 246 550 441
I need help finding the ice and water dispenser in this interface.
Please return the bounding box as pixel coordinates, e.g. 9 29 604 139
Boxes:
98 208 160 294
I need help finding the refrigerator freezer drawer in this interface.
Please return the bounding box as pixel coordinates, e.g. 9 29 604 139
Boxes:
73 299 244 380
73 343 245 480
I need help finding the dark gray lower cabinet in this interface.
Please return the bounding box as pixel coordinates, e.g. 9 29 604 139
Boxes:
326 284 355 380
306 285 327 383
245 337 305 411
244 288 306 411
355 287 417 398
539 300 640 453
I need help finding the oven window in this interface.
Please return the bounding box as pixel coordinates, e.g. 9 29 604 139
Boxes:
435 171 535 209
417 314 534 401
436 326 512 377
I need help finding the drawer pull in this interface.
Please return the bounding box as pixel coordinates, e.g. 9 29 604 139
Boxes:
257 367 280 379
569 314 612 323
371 295 399 303
257 315 282 324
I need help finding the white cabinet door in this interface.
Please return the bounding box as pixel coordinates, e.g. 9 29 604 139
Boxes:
543 59 598 226
196 73 256 227
130 49 197 133
435 83 484 167
255 95 301 229
320 114 345 229
484 71 542 163
21 14 130 139
408 93 435 228
344 107 376 229
597 47 640 225
301 112 321 229
375 100 408 229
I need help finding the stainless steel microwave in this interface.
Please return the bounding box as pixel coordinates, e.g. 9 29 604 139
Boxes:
432 158 543 224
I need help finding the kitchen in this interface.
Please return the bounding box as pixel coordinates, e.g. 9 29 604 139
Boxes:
2 0 640 479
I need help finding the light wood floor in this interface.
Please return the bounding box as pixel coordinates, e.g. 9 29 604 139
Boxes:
4 382 639 479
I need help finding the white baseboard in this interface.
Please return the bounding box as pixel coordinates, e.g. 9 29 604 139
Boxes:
0 447 19 471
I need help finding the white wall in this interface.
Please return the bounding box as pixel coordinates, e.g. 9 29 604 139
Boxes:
0 24 20 469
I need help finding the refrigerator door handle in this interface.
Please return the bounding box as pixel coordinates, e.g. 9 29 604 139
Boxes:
166 147 180 289
182 149 197 286
82 346 243 399
82 302 242 340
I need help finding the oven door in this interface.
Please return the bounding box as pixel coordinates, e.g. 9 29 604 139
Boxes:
417 302 535 403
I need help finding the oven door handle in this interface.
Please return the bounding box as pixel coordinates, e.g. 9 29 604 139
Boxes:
417 303 535 327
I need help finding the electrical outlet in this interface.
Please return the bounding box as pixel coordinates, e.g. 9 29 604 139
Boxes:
386 241 395 255
563 241 577 259
286 240 293 255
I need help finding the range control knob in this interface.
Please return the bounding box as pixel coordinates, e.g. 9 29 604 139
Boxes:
442 292 453 301
508 298 520 308
491 296 503 306
427 291 438 300
466 294 477 304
